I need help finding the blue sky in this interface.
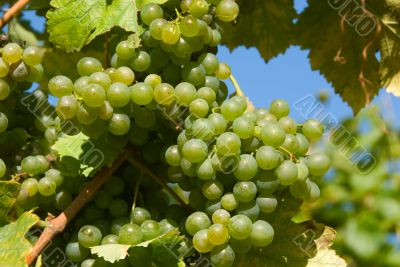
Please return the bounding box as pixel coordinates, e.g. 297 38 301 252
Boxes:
6 1 400 127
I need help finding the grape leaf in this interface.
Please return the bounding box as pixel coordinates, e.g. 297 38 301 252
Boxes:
52 132 89 159
8 21 38 46
222 0 296 62
47 0 139 52
0 212 40 267
135 0 168 9
0 181 20 226
91 229 182 263
296 0 381 114
379 10 400 97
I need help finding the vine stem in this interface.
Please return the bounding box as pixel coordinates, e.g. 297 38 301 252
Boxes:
25 150 130 266
130 174 143 224
0 0 30 28
127 156 193 213
229 74 245 96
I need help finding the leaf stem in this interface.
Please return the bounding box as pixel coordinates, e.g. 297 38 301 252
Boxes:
0 0 30 28
230 74 245 96
25 150 130 266
127 156 192 213
130 173 143 224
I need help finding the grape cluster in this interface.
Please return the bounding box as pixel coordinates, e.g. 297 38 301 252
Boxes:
164 97 330 266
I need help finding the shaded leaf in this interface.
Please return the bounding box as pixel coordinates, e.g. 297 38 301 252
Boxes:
223 0 296 62
0 212 40 267
0 181 20 226
296 0 381 113
8 21 38 46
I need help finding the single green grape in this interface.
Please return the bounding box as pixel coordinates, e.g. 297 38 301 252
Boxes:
193 229 215 253
77 57 103 76
118 223 143 245
228 215 253 240
78 225 102 248
249 220 274 247
107 82 131 107
38 177 56 196
216 0 240 22
221 193 239 211
269 99 290 119
116 41 136 59
130 82 153 105
233 181 257 203
56 95 79 119
82 84 106 108
185 211 211 236
275 160 298 185
182 138 208 163
48 75 74 97
2 43 23 63
306 153 330 176
208 223 229 245
108 113 130 135
202 180 224 200
302 119 324 141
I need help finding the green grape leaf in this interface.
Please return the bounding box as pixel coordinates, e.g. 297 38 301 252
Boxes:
52 132 89 159
223 0 296 62
0 181 20 226
8 21 38 46
47 0 139 52
296 0 381 113
0 212 40 267
135 0 168 9
91 229 182 263
380 11 400 97
234 191 327 266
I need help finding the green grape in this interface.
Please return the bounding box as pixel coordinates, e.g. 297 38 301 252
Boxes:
0 79 10 100
89 72 111 90
296 161 309 181
56 95 79 119
26 64 44 82
159 218 178 233
189 98 209 118
82 84 106 108
221 193 238 211
106 82 130 107
111 53 129 68
0 58 9 77
202 180 224 200
111 217 130 235
208 113 227 135
48 75 74 97
228 215 252 240
270 99 290 119
21 178 38 196
149 18 167 40
198 53 219 75
289 180 311 199
221 100 244 121
278 116 297 134
10 61 29 81
127 122 149 146
233 181 257 202
38 177 56 196
196 158 215 180
281 134 300 153
162 22 181 45
210 244 236 267
256 194 277 213
55 190 72 210
205 75 220 91
108 113 130 135
0 158 5 177
144 73 162 87
275 160 298 185
110 66 135 85
116 41 136 59
306 153 330 176
182 62 206 87
65 242 89 262
296 133 310 155
236 200 260 222
21 156 42 175
185 211 211 236
101 234 119 245
142 30 159 48
135 107 157 129
179 15 201 37
212 209 231 225
165 145 181 166
175 82 197 106
98 101 114 120
256 146 280 170
208 223 229 245
131 207 152 226
118 223 143 245
216 0 239 22
192 118 215 141
22 46 43 66
77 104 98 125
141 3 163 25
302 119 324 141
215 63 231 80
216 132 241 156
130 51 151 72
232 116 254 139
198 86 216 105
229 237 251 254
305 181 320 201
140 220 162 240
182 138 208 163
2 43 22 63
130 82 153 105
189 0 209 18
250 220 274 247
81 259 95 267
154 83 175 105
74 76 90 96
78 225 102 248
260 123 286 148
233 154 258 181
77 57 103 76
193 229 215 253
